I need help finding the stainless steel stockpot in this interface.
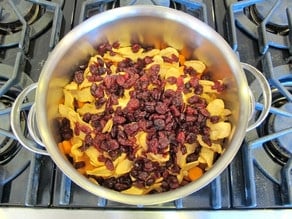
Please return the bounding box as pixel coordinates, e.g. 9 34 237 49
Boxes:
11 5 271 205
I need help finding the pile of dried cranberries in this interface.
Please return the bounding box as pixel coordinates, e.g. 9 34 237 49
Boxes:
57 42 231 194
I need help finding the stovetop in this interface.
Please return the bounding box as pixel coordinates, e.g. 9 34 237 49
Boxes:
0 0 292 214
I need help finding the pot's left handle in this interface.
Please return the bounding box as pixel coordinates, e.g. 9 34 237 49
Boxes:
11 83 49 155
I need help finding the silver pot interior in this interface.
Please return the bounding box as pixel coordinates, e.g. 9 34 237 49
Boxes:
36 6 249 205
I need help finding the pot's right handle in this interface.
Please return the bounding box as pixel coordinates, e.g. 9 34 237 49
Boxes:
241 63 272 132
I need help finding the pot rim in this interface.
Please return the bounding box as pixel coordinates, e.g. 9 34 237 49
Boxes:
36 5 249 205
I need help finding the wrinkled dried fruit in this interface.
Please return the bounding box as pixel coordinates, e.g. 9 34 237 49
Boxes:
58 42 231 195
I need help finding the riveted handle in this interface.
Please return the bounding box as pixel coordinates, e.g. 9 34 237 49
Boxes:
241 63 272 132
10 83 49 155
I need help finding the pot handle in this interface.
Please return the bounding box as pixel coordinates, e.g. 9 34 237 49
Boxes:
10 83 49 155
241 63 272 132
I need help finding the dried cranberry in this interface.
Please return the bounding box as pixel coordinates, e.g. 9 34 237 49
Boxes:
95 97 107 108
74 161 85 169
153 118 165 131
171 164 181 174
186 152 200 163
82 113 91 123
186 115 197 122
155 102 168 114
185 106 197 115
126 98 140 111
144 160 156 172
200 108 210 117
170 105 181 117
114 182 131 191
73 70 84 84
184 66 196 75
105 158 114 171
113 115 126 124
116 75 126 87
186 133 197 144
187 95 199 104
107 139 120 150
194 84 203 95
97 42 112 56
202 134 212 146
137 171 149 181
114 174 132 191
112 41 120 49
61 129 73 141
166 76 177 84
144 102 155 113
212 80 226 92
151 88 162 101
102 177 116 189
158 133 169 149
144 56 153 64
210 115 220 123
104 75 115 89
181 145 187 155
109 149 121 160
145 177 155 186
90 83 104 99
189 77 199 87
171 54 179 62
162 56 173 63
124 122 139 136
176 131 185 144
87 74 103 82
58 118 73 140
131 43 141 53
147 138 159 154
148 64 160 75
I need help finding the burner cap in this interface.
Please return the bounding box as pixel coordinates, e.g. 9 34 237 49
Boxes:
273 102 292 154
250 0 291 35
0 1 39 33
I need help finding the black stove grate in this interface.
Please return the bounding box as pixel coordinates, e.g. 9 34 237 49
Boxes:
226 0 292 208
226 0 292 52
0 0 62 207
1 0 292 211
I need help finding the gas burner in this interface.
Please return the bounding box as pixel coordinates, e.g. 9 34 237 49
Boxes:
0 93 20 164
247 64 292 184
0 1 40 34
0 64 33 163
249 0 291 35
0 64 35 185
119 0 170 7
0 83 28 164
0 0 63 48
259 87 292 165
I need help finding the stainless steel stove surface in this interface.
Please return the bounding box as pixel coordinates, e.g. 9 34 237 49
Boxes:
0 0 292 218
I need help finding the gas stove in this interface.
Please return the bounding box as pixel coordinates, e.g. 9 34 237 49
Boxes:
0 0 292 218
